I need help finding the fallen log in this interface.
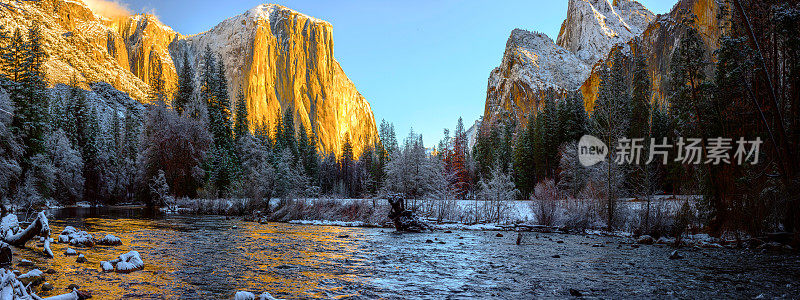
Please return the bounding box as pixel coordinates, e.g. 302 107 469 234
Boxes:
2 212 51 247
0 212 53 258
0 268 88 300
387 194 430 232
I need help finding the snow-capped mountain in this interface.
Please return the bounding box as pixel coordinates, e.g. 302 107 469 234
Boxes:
481 0 721 132
483 29 591 128
557 0 654 65
0 0 378 156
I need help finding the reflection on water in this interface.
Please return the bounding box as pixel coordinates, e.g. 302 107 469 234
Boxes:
8 207 800 299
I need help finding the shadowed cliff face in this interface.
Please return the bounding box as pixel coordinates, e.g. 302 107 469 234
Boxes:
581 0 721 112
0 0 378 157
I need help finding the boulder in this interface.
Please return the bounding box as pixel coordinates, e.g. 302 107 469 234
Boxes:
669 250 683 259
96 234 122 246
64 248 78 256
59 226 95 247
76 254 87 263
100 261 114 272
17 269 45 286
636 235 654 245
234 291 280 300
0 242 11 265
18 259 34 267
105 251 144 273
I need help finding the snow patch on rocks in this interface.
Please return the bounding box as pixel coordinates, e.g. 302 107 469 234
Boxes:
234 290 281 300
96 234 122 246
58 226 95 247
288 220 367 227
102 251 144 273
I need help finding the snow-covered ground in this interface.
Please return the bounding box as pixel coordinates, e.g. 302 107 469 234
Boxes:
270 195 700 235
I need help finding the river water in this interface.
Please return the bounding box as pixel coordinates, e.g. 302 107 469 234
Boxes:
8 207 800 299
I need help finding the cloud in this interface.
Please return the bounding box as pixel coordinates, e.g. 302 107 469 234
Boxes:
84 0 132 19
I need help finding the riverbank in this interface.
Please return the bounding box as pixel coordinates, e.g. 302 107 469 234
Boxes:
3 207 799 299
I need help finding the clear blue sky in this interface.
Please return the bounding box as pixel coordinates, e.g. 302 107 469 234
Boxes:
120 0 677 147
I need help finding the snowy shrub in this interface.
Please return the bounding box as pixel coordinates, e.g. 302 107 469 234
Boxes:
561 196 599 231
14 173 45 214
139 99 211 201
477 167 518 223
0 89 21 203
42 130 84 204
149 170 173 207
273 149 307 200
232 135 275 207
532 179 560 226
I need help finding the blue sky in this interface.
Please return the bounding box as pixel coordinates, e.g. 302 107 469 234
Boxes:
119 0 677 147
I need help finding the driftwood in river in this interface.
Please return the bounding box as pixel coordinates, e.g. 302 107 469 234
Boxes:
387 194 430 232
0 212 53 258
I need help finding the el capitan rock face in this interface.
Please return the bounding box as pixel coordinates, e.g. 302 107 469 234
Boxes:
0 0 377 156
177 4 377 157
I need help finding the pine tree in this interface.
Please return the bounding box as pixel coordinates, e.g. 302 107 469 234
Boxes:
474 122 499 181
341 137 354 197
378 119 398 157
557 92 587 143
273 108 284 152
2 29 25 92
173 51 195 115
630 45 651 139
450 117 469 198
0 25 10 88
668 14 712 134
297 122 319 186
590 54 632 229
14 24 50 169
234 85 249 141
280 108 297 159
200 49 236 196
513 112 537 198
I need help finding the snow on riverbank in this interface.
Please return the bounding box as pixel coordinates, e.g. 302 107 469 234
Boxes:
288 220 367 227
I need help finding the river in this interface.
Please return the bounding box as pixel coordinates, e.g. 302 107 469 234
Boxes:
8 207 800 299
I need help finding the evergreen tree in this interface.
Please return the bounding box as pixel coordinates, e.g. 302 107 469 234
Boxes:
557 92 587 144
474 122 498 181
630 46 651 139
297 122 319 186
341 137 354 197
234 85 249 141
280 108 297 159
513 112 537 198
668 15 712 134
590 55 632 229
14 24 50 172
173 51 195 115
378 119 398 157
200 48 236 196
450 117 469 198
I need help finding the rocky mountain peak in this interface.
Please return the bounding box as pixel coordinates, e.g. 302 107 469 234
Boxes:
556 0 654 65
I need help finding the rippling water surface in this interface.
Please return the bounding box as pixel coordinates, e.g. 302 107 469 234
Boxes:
9 207 800 299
